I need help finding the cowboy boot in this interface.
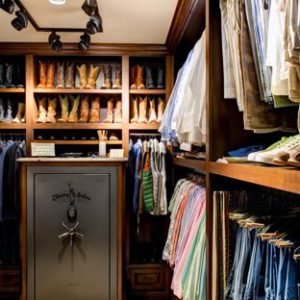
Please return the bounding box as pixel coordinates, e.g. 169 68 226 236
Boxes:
148 98 157 123
130 65 137 89
112 66 122 89
16 65 24 88
109 132 119 141
37 61 47 88
86 64 100 89
138 97 147 123
56 62 65 88
65 63 75 89
4 64 15 88
0 65 4 88
101 65 112 89
76 64 87 89
46 97 57 123
46 62 55 89
130 97 138 123
114 98 122 123
157 65 165 89
3 99 13 123
79 95 90 123
103 98 114 123
136 65 145 90
36 97 47 123
68 95 80 122
157 97 165 122
58 95 69 122
145 65 155 89
89 96 100 123
0 98 4 121
12 102 25 123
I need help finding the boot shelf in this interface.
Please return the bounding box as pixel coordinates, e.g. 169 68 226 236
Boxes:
129 123 160 130
0 123 26 129
33 123 123 130
0 88 25 93
32 140 122 145
129 89 166 95
34 88 122 94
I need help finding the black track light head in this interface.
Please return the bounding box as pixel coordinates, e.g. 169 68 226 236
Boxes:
82 0 98 16
78 32 91 51
86 14 102 35
48 32 62 52
0 0 15 14
11 11 28 31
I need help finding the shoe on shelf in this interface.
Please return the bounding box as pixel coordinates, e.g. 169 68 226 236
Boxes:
68 95 80 122
37 61 47 89
114 99 122 123
3 99 13 123
58 95 69 122
12 102 25 123
130 65 137 89
65 63 75 89
157 97 165 123
46 97 57 123
86 64 100 89
36 97 47 123
228 145 264 158
101 65 112 89
109 133 119 141
112 65 122 89
148 98 157 123
4 64 15 88
0 65 5 88
46 62 55 89
89 96 100 123
77 64 88 89
255 135 300 165
287 151 300 167
130 97 138 123
0 98 4 121
103 98 114 123
55 62 65 88
79 96 90 123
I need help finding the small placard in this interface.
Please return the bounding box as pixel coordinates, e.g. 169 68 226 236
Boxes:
109 149 124 158
31 143 55 157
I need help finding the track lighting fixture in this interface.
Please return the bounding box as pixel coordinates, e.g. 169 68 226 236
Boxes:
11 11 28 31
82 0 98 16
86 15 102 34
78 33 91 51
48 32 63 52
0 0 15 14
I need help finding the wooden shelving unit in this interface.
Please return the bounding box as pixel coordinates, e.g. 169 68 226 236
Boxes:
32 123 123 130
0 123 26 129
0 88 25 93
129 123 160 130
32 140 122 145
173 157 206 173
129 89 166 95
34 88 122 94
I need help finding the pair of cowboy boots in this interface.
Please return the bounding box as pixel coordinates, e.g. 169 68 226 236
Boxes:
78 96 101 123
103 98 122 123
0 99 25 123
100 65 122 89
57 95 80 123
0 64 24 88
12 102 26 123
130 65 145 90
77 64 101 89
36 97 58 123
37 61 56 89
55 62 75 88
130 97 165 123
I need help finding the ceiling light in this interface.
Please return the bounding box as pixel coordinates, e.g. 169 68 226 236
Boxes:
11 11 28 31
78 33 91 51
82 0 98 16
49 0 66 5
86 15 102 34
48 32 62 52
0 0 15 14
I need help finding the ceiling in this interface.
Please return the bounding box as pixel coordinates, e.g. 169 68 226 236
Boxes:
0 0 178 44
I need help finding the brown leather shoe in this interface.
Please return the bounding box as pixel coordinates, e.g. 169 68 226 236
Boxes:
37 61 47 88
89 96 100 123
56 62 65 88
46 62 55 89
79 96 90 123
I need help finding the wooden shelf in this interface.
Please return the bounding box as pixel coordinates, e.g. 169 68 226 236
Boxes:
32 140 122 145
208 162 300 195
33 123 123 130
0 123 26 129
130 89 166 95
0 88 25 93
173 157 206 172
129 123 160 130
34 88 122 94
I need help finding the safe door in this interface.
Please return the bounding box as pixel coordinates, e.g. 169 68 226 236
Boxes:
26 166 118 300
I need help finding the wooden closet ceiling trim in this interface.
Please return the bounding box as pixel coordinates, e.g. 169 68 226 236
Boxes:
166 0 206 52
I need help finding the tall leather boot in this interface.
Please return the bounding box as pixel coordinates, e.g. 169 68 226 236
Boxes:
77 64 88 89
37 61 47 88
58 95 69 122
101 65 112 89
157 65 165 89
0 65 4 88
3 99 13 123
0 98 4 121
68 95 80 122
89 96 100 123
130 65 137 89
46 97 57 123
114 98 122 123
46 62 55 89
56 62 65 88
136 65 145 90
157 97 165 122
4 64 15 88
112 66 121 89
65 63 75 89
13 102 25 123
103 98 114 123
36 97 47 123
16 66 24 88
138 97 147 123
145 65 155 89
79 96 90 123
130 97 138 123
148 98 157 123
86 64 100 89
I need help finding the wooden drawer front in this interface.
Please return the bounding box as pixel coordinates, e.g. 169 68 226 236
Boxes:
127 265 168 291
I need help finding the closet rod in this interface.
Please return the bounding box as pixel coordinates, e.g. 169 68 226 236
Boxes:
130 133 161 136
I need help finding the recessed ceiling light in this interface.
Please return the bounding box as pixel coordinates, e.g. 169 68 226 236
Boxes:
49 0 67 5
